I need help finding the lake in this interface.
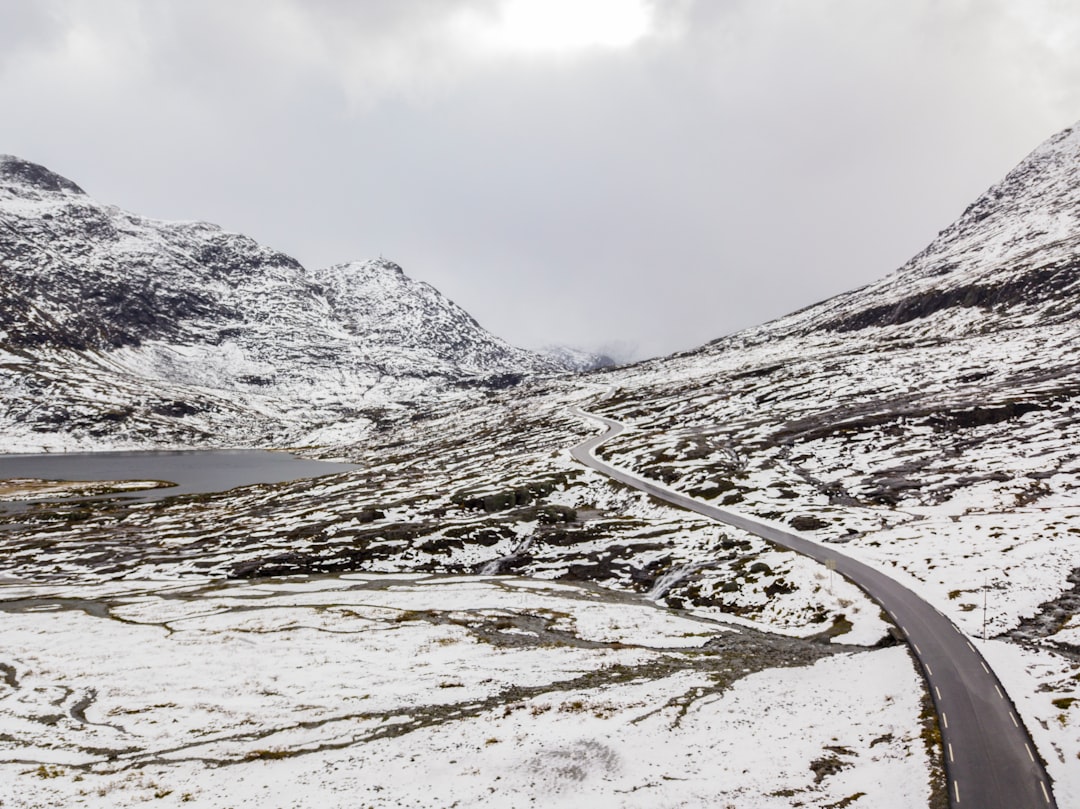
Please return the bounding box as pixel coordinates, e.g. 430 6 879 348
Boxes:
0 449 357 511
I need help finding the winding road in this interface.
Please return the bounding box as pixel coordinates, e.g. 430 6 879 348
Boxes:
571 409 1057 809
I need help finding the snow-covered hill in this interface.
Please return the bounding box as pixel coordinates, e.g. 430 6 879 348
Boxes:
0 155 561 450
750 122 1080 338
539 344 617 372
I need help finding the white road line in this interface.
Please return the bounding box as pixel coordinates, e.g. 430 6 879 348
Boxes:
995 685 1004 699
967 641 976 652
948 743 954 762
901 625 909 636
980 661 989 673
935 686 942 700
1009 712 1019 728
913 643 922 654
942 712 949 729
954 780 960 804
1042 780 1051 803
925 663 933 676
1025 743 1035 763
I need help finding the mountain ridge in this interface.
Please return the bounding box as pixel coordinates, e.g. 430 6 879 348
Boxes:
0 155 564 451
761 120 1080 338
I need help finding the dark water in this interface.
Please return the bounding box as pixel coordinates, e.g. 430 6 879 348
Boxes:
0 449 357 509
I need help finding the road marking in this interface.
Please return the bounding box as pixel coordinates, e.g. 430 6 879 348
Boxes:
935 686 942 700
1025 743 1035 763
954 780 960 804
967 641 976 652
942 712 949 729
901 625 909 636
948 742 954 762
1009 712 1019 727
925 663 933 676
913 643 922 654
980 661 989 673
995 685 1004 699
1042 780 1051 803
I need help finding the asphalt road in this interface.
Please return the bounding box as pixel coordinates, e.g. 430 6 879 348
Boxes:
571 409 1057 809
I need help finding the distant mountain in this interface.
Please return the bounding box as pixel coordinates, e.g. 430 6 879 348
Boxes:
540 345 617 372
0 155 563 451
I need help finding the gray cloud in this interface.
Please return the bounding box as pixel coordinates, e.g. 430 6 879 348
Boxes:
1 0 1078 358
0 0 61 65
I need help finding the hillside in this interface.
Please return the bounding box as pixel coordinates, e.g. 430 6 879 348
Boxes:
583 120 1080 802
0 155 561 450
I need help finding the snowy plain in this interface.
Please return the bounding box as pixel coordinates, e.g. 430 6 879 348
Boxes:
0 575 930 809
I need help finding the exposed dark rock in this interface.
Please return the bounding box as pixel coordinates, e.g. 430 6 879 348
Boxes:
790 515 830 532
0 156 85 195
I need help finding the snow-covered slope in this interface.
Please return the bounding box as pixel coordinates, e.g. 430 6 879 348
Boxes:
539 344 617 372
313 259 548 378
751 122 1080 338
578 119 1080 801
0 155 561 450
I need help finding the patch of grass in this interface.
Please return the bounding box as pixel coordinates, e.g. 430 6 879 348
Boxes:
809 754 850 784
825 793 866 808
393 609 429 622
919 692 949 809
244 748 291 761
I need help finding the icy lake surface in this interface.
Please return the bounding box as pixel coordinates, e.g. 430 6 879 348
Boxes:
0 450 356 506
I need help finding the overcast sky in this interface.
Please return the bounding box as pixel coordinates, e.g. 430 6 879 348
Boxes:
2 0 1078 359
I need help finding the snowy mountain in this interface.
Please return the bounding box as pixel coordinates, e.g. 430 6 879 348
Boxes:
752 122 1080 338
539 344 617 372
0 155 562 450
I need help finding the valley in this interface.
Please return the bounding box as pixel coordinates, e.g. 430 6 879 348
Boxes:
2 121 1080 807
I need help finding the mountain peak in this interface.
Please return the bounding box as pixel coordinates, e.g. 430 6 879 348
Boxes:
0 155 85 196
899 120 1080 278
746 120 1080 338
368 258 405 275
311 257 558 375
326 257 401 273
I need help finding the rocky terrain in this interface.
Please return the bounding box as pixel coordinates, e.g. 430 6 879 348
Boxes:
0 154 566 451
2 121 1080 806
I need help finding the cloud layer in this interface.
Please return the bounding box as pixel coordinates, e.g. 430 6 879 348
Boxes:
2 0 1078 358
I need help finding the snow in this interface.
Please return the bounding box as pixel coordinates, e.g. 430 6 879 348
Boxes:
3 121 1080 805
0 575 929 809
